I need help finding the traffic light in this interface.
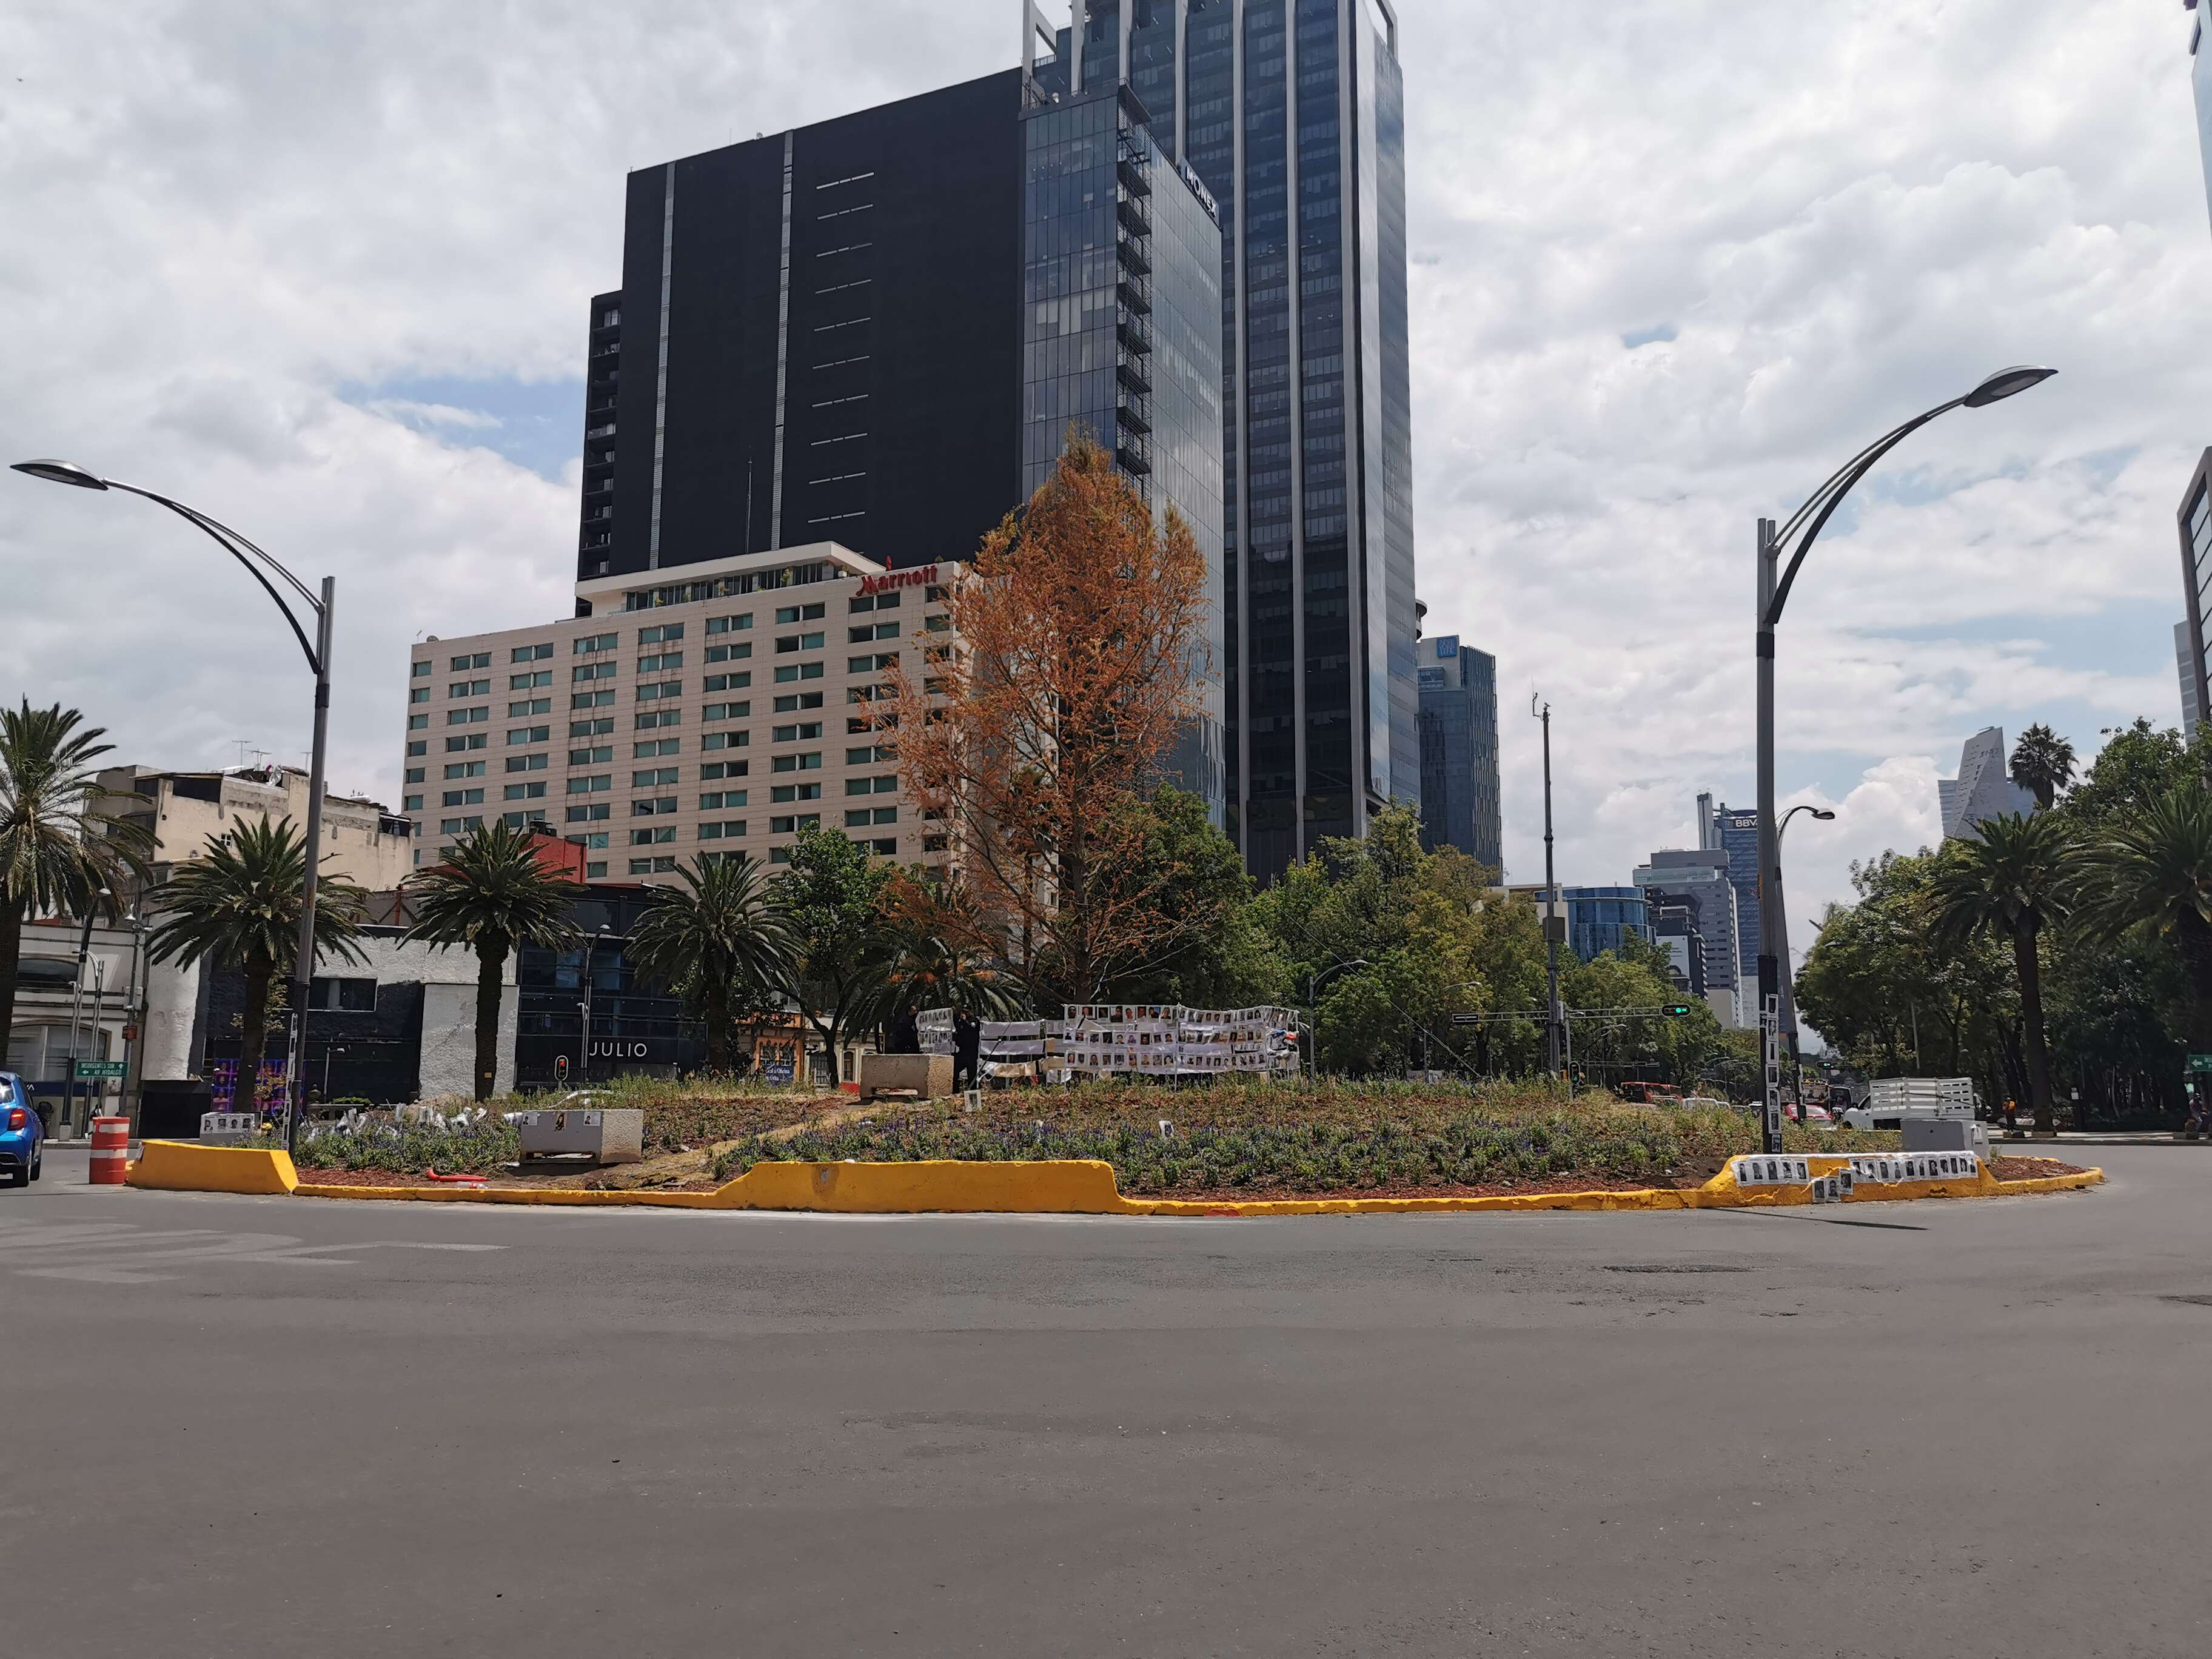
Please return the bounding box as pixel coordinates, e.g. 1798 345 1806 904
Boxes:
1663 1003 1692 1017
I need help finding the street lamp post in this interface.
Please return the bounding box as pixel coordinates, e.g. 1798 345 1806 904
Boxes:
14 460 337 1157
1775 804 1835 1120
1302 957 1369 1081
1752 366 2053 1154
1532 697 1563 1082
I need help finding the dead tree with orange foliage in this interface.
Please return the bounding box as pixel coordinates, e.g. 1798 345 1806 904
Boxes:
881 431 1210 1004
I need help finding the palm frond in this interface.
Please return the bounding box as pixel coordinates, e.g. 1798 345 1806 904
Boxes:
400 819 581 956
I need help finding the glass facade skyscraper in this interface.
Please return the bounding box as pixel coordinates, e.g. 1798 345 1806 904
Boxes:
1020 81 1227 814
1416 634 1501 872
1028 0 1419 879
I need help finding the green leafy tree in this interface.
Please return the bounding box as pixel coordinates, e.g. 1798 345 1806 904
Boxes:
1560 939 1721 1088
1258 807 1546 1076
2052 719 2197 835
2009 723 2077 810
401 821 581 1100
773 826 894 1083
625 854 796 1071
1104 787 1289 1007
0 702 150 1048
146 819 366 1108
1927 813 2077 1133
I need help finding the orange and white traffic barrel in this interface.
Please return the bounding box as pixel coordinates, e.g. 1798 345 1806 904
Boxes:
90 1116 130 1185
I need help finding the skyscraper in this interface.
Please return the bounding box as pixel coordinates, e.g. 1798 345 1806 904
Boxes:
1416 633 1501 871
573 66 1228 816
1027 1 1419 878
1697 795 1761 1024
1633 848 1741 1028
2177 449 2212 742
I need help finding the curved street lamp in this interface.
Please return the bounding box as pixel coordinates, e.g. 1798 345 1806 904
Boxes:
13 459 337 1154
1752 366 2054 1152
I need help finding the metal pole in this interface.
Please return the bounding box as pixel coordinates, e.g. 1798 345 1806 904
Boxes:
284 576 335 1157
65 894 104 1139
1755 518 1785 1156
122 913 145 1133
1538 701 1563 1082
90 959 108 1121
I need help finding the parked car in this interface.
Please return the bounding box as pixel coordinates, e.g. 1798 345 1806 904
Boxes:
1 1071 44 1187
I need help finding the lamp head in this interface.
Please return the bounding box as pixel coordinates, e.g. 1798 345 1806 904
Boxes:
1962 366 2055 408
11 459 109 490
1810 808 1837 822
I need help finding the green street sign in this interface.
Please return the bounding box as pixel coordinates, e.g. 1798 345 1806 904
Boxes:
2190 1054 2212 1074
73 1060 126 1081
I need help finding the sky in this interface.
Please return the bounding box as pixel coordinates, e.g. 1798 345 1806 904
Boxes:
1 0 2205 939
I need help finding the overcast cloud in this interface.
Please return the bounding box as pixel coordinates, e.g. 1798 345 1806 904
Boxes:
1 1 2203 934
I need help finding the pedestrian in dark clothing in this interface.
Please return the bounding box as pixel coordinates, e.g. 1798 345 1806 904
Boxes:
953 1010 982 1091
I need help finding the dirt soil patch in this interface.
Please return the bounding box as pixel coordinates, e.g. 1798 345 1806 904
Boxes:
1989 1155 2090 1181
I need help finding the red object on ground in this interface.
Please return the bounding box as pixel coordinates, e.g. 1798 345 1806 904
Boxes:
421 1167 488 1185
90 1116 130 1185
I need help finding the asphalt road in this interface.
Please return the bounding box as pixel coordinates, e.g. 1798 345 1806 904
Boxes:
2 1148 2205 1658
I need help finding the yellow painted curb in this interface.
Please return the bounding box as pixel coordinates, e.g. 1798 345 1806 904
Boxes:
127 1145 2105 1216
127 1140 300 1195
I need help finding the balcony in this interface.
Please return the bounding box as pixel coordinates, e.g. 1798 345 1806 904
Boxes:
1116 154 1152 200
1115 189 1151 238
1116 387 1152 435
1116 431 1153 477
1116 315 1152 356
1116 227 1151 276
1115 347 1152 394
585 423 615 440
1118 269 1152 316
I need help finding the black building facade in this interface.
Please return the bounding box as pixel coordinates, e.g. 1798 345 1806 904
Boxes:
580 73 1029 583
1416 634 1501 872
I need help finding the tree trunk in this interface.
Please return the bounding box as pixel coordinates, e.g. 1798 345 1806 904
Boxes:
473 942 508 1102
236 958 273 1116
2014 920 2055 1136
704 977 731 1072
0 897 23 1065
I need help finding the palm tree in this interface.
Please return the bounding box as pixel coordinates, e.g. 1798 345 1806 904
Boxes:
2009 723 2077 811
2074 783 2212 1050
401 820 580 1100
147 818 367 1113
625 854 796 1071
1928 811 2077 1134
874 877 1025 1041
1 702 152 1053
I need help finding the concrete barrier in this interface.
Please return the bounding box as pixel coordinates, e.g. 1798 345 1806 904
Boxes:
124 1144 2105 1215
128 1140 300 1195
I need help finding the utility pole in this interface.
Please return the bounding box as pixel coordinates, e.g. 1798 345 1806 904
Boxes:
1533 697 1563 1081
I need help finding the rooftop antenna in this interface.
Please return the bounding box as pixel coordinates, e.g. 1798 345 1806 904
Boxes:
232 740 250 766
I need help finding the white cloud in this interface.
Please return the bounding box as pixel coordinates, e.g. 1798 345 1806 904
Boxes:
0 0 2200 928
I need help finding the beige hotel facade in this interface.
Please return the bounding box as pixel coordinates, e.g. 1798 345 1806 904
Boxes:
401 543 954 882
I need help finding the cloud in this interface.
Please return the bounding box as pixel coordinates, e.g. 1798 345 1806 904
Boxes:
0 0 2200 934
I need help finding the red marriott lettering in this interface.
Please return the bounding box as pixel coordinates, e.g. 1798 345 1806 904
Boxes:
858 564 939 598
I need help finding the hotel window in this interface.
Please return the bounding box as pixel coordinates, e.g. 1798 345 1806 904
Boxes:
632 766 680 788
700 789 749 810
772 722 823 743
506 753 549 774
509 725 551 746
634 738 680 759
569 717 615 739
409 688 430 705
445 733 488 752
449 678 491 698
629 826 678 846
704 672 751 692
845 806 897 828
637 650 683 673
771 752 822 773
637 622 685 645
774 603 825 625
702 731 749 752
769 814 822 834
634 709 681 729
509 697 552 717
769 782 823 803
449 652 491 671
705 613 754 635
705 642 752 664
511 643 554 663
628 856 679 874
848 622 899 643
700 760 748 782
569 745 613 766
503 782 548 802
412 661 432 678
773 663 825 684
447 706 489 726
444 760 486 780
575 632 618 654
697 820 749 840
565 803 611 824
574 660 618 683
566 774 612 794
774 691 824 713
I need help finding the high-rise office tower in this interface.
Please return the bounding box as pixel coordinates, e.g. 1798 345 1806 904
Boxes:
1415 633 1501 871
1026 1 1419 878
1697 796 1762 1023
574 67 1227 816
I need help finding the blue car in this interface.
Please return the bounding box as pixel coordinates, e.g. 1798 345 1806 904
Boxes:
1 1071 43 1187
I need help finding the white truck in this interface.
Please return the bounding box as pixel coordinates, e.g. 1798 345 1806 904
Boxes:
1838 1077 1977 1129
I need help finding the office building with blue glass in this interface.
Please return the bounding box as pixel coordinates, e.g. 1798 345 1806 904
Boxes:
1416 633 1500 871
1560 887 1652 964
1027 0 1420 879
